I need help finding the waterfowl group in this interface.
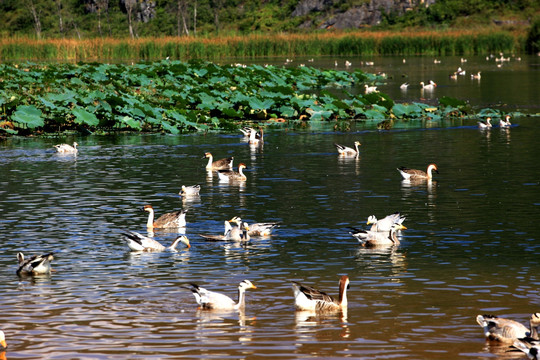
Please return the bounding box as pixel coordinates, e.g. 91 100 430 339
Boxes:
292 275 349 312
420 80 436 90
16 252 54 276
54 142 78 154
229 216 279 237
397 163 438 181
122 230 190 252
142 204 187 229
183 280 257 310
199 219 251 241
367 212 406 232
334 141 361 156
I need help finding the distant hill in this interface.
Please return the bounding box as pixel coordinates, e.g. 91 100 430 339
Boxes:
0 0 536 39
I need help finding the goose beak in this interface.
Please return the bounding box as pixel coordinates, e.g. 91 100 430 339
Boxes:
251 284 257 289
398 225 407 230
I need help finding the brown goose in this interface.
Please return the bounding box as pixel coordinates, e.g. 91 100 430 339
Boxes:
292 275 349 312
476 313 540 342
397 163 438 181
16 252 54 276
204 152 234 171
142 205 187 229
217 163 247 182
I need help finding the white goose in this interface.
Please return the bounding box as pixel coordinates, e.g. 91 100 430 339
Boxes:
471 71 481 79
476 313 540 342
397 163 438 181
420 81 436 90
199 220 250 242
400 82 409 90
478 117 493 129
248 128 264 144
218 163 247 182
367 212 406 232
179 184 200 196
204 152 234 171
229 216 279 237
54 142 78 154
122 230 190 252
334 141 361 156
142 205 187 229
184 280 257 310
349 223 406 247
499 115 512 128
292 275 349 312
364 84 378 94
16 252 54 276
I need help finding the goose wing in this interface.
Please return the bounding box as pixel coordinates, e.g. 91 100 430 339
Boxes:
122 231 165 251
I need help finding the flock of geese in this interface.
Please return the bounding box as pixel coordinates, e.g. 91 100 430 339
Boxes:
6 117 528 356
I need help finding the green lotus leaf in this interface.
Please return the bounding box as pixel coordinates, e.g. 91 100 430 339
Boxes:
73 108 100 126
11 105 44 128
249 98 274 110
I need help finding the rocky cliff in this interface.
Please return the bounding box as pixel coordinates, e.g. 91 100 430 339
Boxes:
293 0 436 29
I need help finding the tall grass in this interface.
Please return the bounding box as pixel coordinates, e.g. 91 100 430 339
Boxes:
0 30 524 61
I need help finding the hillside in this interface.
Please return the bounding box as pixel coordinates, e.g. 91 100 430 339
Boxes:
0 0 537 39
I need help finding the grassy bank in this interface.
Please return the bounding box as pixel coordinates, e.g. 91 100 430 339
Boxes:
0 30 525 62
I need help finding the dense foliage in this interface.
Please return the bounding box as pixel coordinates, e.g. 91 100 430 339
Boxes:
0 60 488 136
0 0 537 39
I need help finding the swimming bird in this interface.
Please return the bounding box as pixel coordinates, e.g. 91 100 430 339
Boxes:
54 142 78 154
397 163 439 181
122 230 190 252
513 339 540 359
217 163 247 182
349 223 406 247
400 82 409 90
142 204 187 229
183 280 257 310
0 330 6 351
334 141 361 156
229 216 279 237
367 212 406 232
179 184 200 196
420 81 436 90
199 220 250 241
292 275 349 312
364 84 378 94
457 67 466 75
204 152 234 171
449 72 458 80
476 313 540 342
478 117 493 129
248 128 263 144
239 126 256 137
471 71 481 79
16 252 54 276
499 115 512 128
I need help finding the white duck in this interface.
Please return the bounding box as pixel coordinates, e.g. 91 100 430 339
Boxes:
367 212 406 232
397 163 439 181
16 252 54 276
54 142 78 154
142 205 187 229
122 230 190 252
478 117 493 129
420 81 436 90
184 280 257 310
499 115 512 128
400 82 409 90
248 128 264 144
292 275 349 312
476 313 540 342
334 141 361 156
364 84 378 94
218 163 247 182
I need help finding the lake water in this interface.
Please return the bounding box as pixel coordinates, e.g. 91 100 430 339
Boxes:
1 56 539 359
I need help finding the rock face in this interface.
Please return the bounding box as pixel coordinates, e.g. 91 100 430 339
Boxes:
293 0 436 29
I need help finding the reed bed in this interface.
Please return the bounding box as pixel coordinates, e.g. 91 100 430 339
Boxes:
0 30 523 61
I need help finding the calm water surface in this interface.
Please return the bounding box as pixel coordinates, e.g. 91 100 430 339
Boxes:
1 116 539 359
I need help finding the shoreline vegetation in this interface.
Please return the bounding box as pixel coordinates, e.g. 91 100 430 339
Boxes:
0 59 520 137
0 29 525 62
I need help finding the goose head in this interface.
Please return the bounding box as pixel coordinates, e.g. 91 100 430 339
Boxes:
239 279 257 291
427 163 439 174
366 215 377 225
